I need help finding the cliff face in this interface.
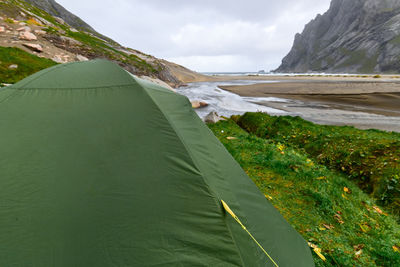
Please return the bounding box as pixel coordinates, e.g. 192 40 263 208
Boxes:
24 0 95 32
276 0 400 73
0 0 205 86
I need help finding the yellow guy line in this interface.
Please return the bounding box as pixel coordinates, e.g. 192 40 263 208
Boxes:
221 200 279 267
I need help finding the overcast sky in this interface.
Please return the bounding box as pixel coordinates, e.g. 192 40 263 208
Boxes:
57 0 331 72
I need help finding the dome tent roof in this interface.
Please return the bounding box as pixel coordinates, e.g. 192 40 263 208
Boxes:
0 60 313 266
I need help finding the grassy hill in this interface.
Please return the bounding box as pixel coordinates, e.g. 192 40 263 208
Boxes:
0 46 57 84
208 114 400 266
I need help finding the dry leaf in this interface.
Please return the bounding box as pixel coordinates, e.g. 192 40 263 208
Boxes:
355 249 363 258
344 187 351 194
323 224 334 230
342 193 348 199
334 213 344 224
359 222 371 233
393 245 400 253
373 206 387 216
353 244 365 251
318 227 326 231
226 137 237 140
264 194 273 200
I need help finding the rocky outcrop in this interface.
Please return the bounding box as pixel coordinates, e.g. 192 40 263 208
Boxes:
277 0 400 74
24 0 96 33
191 100 209 109
23 43 43 52
0 0 206 87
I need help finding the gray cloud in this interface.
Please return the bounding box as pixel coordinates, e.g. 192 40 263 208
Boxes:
57 0 331 72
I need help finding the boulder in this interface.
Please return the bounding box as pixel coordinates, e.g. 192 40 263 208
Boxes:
19 31 37 41
17 26 31 32
204 112 224 124
0 26 5 33
75 54 89 62
54 17 65 25
52 55 66 63
34 29 46 35
191 100 209 109
70 28 79 33
23 43 43 52
8 64 18 69
139 76 176 92
60 36 82 46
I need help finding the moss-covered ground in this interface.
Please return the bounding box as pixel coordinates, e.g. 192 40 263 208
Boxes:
208 115 400 266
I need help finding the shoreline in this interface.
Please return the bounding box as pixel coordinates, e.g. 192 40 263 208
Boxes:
219 81 400 118
214 79 400 132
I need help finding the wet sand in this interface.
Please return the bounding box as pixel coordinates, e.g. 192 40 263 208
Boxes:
220 82 400 117
218 80 400 132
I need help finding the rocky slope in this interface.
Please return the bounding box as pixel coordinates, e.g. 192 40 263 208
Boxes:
0 0 206 87
277 0 400 74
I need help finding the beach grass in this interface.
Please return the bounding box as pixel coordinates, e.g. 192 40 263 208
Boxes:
208 117 400 266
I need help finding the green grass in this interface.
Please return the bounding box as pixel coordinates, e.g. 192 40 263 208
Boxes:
0 47 57 84
208 119 400 266
66 31 158 74
236 113 400 217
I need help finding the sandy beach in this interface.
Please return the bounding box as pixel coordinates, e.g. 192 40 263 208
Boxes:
219 81 400 117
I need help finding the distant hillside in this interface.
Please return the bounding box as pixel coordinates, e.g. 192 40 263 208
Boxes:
0 0 206 87
24 0 95 32
276 0 400 74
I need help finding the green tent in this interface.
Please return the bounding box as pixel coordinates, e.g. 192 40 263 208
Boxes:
0 60 314 266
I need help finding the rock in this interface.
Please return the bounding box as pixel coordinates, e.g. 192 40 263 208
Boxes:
17 26 32 32
54 17 65 25
60 36 82 46
19 31 37 41
204 112 224 124
139 76 176 92
19 22 27 26
0 26 5 33
34 29 46 35
191 100 209 109
276 0 400 73
70 28 79 33
23 43 43 52
75 54 89 62
8 64 18 69
52 55 66 63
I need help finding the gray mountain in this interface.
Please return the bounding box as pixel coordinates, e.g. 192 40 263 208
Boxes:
276 0 400 73
24 0 95 32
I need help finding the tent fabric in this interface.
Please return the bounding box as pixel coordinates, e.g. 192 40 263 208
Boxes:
0 60 314 266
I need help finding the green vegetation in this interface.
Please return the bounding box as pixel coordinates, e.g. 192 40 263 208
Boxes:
1 0 163 78
208 116 400 266
337 48 378 73
236 113 400 216
0 47 57 84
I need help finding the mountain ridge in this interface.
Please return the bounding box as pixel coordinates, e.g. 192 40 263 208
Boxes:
276 0 400 74
0 0 206 87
